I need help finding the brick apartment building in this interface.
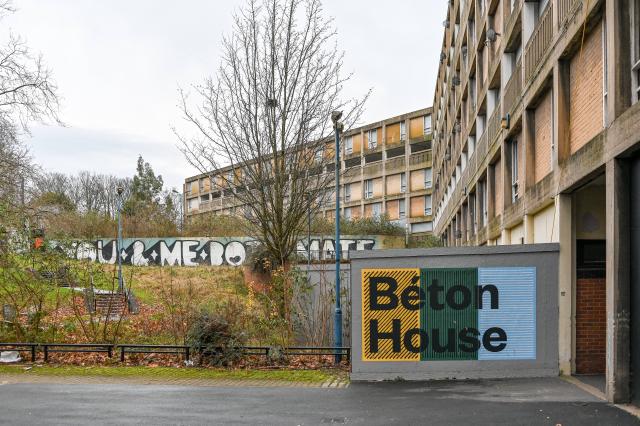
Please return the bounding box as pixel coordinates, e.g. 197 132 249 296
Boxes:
183 108 435 236
430 0 640 404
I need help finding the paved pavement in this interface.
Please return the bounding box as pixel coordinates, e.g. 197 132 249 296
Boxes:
0 376 637 425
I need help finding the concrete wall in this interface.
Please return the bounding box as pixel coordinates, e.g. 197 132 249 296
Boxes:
59 235 402 267
350 244 559 381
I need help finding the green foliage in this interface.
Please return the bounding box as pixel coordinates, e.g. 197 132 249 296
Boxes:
407 234 443 248
311 215 404 237
33 191 76 212
130 155 164 204
187 310 247 367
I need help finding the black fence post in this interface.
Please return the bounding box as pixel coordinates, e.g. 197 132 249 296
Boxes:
120 347 125 362
31 345 36 362
108 346 113 358
185 347 190 362
43 345 48 362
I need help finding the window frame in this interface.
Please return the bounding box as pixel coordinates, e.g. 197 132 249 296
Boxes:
345 136 353 155
364 179 373 199
399 199 406 219
511 139 519 202
400 173 407 193
368 129 378 149
424 195 432 216
424 168 433 189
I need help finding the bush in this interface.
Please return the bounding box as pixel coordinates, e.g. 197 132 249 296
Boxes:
407 234 443 248
187 310 246 366
311 215 404 237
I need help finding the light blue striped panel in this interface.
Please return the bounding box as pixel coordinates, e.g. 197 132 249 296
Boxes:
478 267 536 360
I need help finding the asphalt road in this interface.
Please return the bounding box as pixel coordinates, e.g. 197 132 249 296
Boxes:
0 377 637 425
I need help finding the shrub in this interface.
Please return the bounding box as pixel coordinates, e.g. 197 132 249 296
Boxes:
311 215 404 237
187 310 246 366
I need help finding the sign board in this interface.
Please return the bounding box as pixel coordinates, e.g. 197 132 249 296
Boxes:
362 267 536 362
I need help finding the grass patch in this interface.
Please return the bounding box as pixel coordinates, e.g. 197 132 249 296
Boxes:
0 365 341 383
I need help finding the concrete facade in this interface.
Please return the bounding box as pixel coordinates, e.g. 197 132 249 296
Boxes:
431 0 640 403
183 109 436 237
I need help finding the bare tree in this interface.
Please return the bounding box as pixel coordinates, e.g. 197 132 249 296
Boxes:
0 1 61 215
178 0 368 267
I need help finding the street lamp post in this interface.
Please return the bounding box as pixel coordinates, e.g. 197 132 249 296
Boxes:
116 186 124 293
331 111 343 363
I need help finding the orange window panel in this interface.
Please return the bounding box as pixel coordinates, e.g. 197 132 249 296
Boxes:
387 199 400 220
386 123 401 144
409 117 424 139
386 174 402 195
410 196 425 218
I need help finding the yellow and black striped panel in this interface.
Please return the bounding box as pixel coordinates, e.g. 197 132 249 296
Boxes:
362 268 421 361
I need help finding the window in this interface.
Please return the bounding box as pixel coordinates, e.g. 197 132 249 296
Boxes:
344 207 352 220
399 199 406 219
187 198 198 212
372 203 383 217
400 122 407 140
364 179 373 199
400 173 407 193
345 136 353 155
478 180 488 226
344 183 351 202
632 0 640 103
511 140 519 202
424 168 433 189
424 195 432 216
368 129 378 149
423 115 432 135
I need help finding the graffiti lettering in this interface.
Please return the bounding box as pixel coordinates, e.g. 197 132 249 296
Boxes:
59 237 380 267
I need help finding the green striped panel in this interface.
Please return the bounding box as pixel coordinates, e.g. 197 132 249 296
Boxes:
421 268 478 361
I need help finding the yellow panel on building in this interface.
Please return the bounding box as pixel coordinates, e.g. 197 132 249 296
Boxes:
386 123 401 144
409 117 424 139
362 269 421 361
386 173 402 195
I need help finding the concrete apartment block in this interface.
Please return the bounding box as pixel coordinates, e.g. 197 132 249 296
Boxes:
183 108 435 237
431 0 640 405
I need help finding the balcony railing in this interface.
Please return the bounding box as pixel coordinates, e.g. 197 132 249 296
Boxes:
487 102 502 146
524 2 554 84
558 0 580 26
503 58 522 115
385 156 405 171
410 151 432 166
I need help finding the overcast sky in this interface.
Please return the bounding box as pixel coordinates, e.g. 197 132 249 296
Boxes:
4 0 446 190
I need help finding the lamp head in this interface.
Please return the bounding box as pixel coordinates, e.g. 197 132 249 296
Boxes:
116 187 124 196
331 111 343 124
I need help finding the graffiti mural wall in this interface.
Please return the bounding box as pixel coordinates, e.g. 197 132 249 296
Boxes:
63 236 385 267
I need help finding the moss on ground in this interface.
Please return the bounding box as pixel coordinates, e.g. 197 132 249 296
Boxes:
0 365 344 383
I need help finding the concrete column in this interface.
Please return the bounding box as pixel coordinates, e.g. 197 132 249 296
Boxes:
556 194 573 375
605 0 632 123
605 158 631 403
524 214 535 244
523 109 536 190
554 61 571 163
487 166 495 222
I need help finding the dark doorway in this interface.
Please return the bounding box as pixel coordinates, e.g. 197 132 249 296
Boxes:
630 156 640 405
573 176 607 376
